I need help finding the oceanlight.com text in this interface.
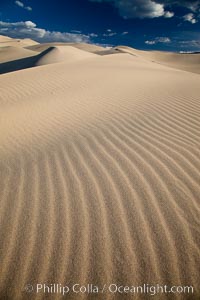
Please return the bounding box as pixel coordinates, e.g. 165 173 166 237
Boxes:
24 283 194 296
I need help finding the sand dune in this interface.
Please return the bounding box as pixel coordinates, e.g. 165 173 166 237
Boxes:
0 35 38 48
116 46 200 74
0 46 97 74
0 46 37 63
35 46 97 64
27 42 105 53
0 35 13 42
0 40 200 300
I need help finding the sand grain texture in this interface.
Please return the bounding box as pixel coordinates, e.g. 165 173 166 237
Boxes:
0 41 200 300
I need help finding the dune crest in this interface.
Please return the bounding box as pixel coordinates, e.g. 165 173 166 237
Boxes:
0 46 37 63
0 35 38 48
0 46 98 74
35 46 98 65
115 45 200 74
27 42 105 53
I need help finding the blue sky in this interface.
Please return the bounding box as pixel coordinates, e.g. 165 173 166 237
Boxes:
0 0 200 51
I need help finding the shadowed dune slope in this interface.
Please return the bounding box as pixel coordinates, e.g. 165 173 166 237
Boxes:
0 46 98 74
0 46 37 63
0 53 200 300
115 46 200 74
35 46 98 64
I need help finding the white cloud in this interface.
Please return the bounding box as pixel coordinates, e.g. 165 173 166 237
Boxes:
90 0 165 18
122 31 129 35
26 6 32 11
179 39 200 47
15 1 24 8
24 21 36 28
183 13 197 24
71 30 82 33
145 40 156 45
164 11 174 18
103 32 117 37
15 0 32 11
145 36 171 44
155 1 200 13
179 51 195 53
89 0 176 19
0 21 91 43
89 33 98 37
157 37 171 43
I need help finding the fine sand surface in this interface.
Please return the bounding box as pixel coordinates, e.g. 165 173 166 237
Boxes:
0 36 200 300
0 46 38 63
0 35 39 48
26 42 105 53
116 46 200 74
0 46 97 74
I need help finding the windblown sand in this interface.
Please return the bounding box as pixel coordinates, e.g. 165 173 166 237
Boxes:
0 37 200 300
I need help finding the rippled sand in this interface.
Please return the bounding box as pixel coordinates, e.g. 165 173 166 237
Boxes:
0 38 200 300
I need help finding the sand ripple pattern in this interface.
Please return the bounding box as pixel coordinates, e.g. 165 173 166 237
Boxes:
0 54 200 299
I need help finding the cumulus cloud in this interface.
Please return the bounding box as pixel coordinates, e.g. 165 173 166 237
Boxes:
183 13 197 24
15 0 32 11
90 0 175 19
145 36 171 44
0 21 91 43
90 0 200 19
155 0 200 12
164 11 174 18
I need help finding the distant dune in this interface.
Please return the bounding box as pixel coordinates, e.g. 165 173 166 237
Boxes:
0 35 13 42
0 35 39 48
27 42 105 53
0 35 200 300
115 46 200 74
